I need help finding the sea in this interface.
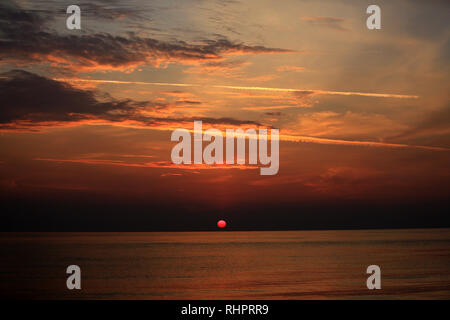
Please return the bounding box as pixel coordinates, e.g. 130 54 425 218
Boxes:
0 229 449 299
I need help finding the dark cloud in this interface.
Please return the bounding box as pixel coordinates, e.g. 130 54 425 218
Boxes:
402 0 450 40
0 70 260 130
265 112 282 116
301 16 348 32
388 105 450 143
293 90 315 98
80 2 149 21
0 69 146 124
0 2 293 72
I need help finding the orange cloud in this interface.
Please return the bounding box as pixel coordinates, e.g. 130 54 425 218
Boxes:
301 16 349 32
55 78 419 99
34 158 258 171
0 4 296 73
277 65 307 73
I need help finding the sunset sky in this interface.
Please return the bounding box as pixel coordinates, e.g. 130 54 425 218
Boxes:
1 0 449 230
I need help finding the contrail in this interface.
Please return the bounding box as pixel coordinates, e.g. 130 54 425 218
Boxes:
55 78 419 99
278 133 447 151
53 78 199 87
193 127 447 151
122 123 447 151
213 85 419 99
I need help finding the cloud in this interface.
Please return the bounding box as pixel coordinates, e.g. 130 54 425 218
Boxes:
0 70 443 152
0 69 147 124
277 65 306 73
0 3 294 72
293 90 315 98
291 111 409 141
265 112 282 116
241 105 308 111
48 77 419 99
0 70 129 123
184 59 276 82
0 69 261 130
158 91 195 98
34 158 258 171
183 60 251 75
388 105 450 143
279 132 448 151
80 2 148 21
301 16 349 32
212 85 418 99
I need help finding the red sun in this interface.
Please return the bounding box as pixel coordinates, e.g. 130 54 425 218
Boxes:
217 220 227 229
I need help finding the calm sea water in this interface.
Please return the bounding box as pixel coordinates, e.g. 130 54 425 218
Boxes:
1 229 449 299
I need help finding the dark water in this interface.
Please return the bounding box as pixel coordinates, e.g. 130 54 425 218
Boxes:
1 229 449 299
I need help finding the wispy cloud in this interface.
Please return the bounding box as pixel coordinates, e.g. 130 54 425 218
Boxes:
53 77 420 99
34 158 258 171
301 16 349 32
0 70 261 131
387 104 450 143
279 132 448 151
213 86 419 99
183 60 251 76
241 105 308 111
0 3 295 72
277 65 306 73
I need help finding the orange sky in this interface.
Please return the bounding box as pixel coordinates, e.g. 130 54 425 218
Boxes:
0 0 449 229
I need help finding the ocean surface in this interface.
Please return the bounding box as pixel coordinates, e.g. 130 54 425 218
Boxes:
1 229 449 299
